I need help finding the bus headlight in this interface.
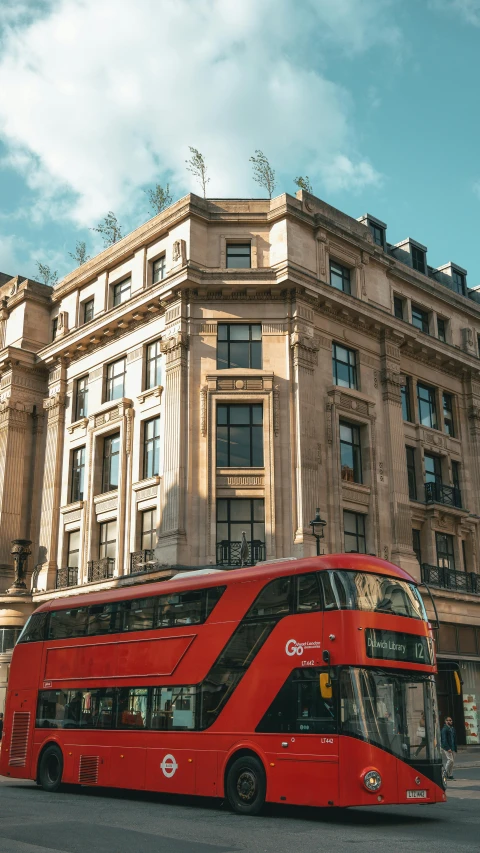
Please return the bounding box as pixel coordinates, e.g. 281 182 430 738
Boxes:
363 770 382 792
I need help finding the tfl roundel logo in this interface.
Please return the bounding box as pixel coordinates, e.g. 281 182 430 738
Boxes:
160 754 178 778
285 639 304 656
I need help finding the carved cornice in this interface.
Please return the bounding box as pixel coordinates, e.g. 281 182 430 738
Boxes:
43 392 67 411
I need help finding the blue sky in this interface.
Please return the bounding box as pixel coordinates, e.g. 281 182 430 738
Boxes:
1 0 480 285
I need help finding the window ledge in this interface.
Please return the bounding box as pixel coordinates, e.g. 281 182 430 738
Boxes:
67 417 88 434
93 489 118 504
95 397 133 414
327 385 375 406
137 385 163 404
132 476 161 492
60 500 84 514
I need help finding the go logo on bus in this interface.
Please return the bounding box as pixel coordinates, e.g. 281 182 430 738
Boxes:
160 754 178 778
285 639 304 656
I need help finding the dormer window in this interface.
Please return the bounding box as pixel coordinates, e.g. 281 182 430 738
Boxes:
411 246 426 274
452 269 466 296
369 221 385 247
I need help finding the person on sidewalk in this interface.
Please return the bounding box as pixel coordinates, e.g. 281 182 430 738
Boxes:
441 716 457 780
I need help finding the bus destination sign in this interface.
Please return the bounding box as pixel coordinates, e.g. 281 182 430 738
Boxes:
365 629 433 665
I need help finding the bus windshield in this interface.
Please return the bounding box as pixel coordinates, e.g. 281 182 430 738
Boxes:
321 571 427 620
340 667 441 763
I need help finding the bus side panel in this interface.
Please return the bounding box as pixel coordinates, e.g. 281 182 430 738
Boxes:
0 689 37 780
260 734 339 807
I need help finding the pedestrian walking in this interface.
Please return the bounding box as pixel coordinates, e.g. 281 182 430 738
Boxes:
441 716 457 780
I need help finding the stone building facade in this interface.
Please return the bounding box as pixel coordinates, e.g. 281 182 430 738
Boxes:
1 191 480 742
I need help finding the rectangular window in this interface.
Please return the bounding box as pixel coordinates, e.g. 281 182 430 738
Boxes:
339 422 362 483
146 340 162 389
411 304 429 334
216 404 263 468
343 510 366 554
217 324 262 370
394 296 404 319
151 686 196 730
437 317 447 343
436 532 455 571
122 597 156 632
83 299 94 324
417 383 437 429
332 343 358 389
401 377 412 422
226 244 251 269
369 222 384 247
99 519 117 559
67 530 80 570
113 277 131 306
52 317 58 341
216 498 265 566
117 687 148 729
452 460 461 492
443 393 455 436
412 529 421 565
452 270 465 296
102 433 120 492
152 256 166 283
330 261 351 294
75 376 88 420
424 453 442 486
411 246 426 274
406 446 417 500
71 447 86 502
106 358 126 402
48 608 88 641
143 417 161 478
141 509 156 551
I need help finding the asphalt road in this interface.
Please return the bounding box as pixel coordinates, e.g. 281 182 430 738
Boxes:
1 765 479 853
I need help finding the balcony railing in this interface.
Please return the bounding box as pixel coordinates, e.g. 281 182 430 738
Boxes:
87 557 115 583
421 563 479 594
424 482 462 508
130 549 156 574
55 567 79 589
216 540 266 568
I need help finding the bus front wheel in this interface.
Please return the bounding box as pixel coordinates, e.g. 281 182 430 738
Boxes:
38 745 64 793
226 755 266 816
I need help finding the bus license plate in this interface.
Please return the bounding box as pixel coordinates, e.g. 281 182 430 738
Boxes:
406 790 427 799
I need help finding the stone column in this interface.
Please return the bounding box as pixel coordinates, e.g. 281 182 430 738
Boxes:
0 403 30 569
156 325 189 565
290 312 320 555
36 387 67 591
379 332 419 578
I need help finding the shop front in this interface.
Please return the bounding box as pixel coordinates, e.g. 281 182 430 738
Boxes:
436 622 480 747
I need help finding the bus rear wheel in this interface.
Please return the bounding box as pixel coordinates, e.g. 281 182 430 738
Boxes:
38 745 64 793
226 755 266 816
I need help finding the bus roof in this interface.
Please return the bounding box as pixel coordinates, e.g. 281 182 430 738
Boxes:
33 554 418 614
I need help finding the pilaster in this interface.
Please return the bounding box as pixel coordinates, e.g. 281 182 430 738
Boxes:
379 332 419 578
290 299 320 555
0 403 30 569
36 363 67 590
155 298 189 565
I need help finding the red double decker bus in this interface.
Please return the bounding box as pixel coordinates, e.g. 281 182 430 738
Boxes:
0 554 446 814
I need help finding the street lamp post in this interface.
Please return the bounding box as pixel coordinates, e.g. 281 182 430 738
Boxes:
309 507 327 556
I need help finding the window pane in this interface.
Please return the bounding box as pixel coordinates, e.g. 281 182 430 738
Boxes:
87 603 121 635
117 688 148 728
253 500 265 521
297 574 321 612
156 590 203 627
122 597 155 632
229 342 250 369
230 500 251 521
217 324 228 341
251 341 262 368
217 499 228 521
216 341 229 369
229 325 251 341
251 325 262 340
48 608 88 640
438 624 457 653
247 577 292 618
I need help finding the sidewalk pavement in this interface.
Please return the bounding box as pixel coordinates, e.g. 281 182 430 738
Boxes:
455 746 480 767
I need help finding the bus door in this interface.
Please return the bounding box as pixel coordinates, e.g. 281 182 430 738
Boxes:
3 689 36 778
258 669 339 807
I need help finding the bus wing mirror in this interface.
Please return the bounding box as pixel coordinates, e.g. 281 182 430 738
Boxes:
319 672 332 700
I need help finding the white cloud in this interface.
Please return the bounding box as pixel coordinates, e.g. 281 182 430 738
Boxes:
429 0 480 25
0 0 394 227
